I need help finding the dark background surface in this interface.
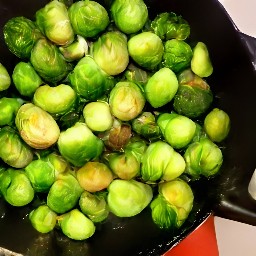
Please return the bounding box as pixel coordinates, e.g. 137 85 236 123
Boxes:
1 0 256 255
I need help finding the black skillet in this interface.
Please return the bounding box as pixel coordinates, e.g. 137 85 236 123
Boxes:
0 0 256 255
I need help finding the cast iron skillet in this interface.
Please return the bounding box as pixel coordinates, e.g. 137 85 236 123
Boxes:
1 0 256 255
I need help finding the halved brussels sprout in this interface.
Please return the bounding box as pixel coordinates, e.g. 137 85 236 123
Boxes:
76 161 113 192
33 84 76 116
107 179 153 217
0 126 33 168
0 168 34 207
57 122 104 167
57 209 95 240
68 0 109 38
92 31 129 76
3 16 43 59
128 32 164 70
15 103 60 149
0 63 11 91
29 205 57 233
36 0 74 46
12 62 43 98
144 67 178 108
109 81 146 121
110 0 148 34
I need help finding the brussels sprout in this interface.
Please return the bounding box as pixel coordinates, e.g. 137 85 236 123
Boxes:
57 122 104 167
162 39 193 73
144 67 178 108
12 62 43 98
47 152 70 178
132 112 161 140
157 112 196 149
92 31 129 76
30 38 72 84
191 42 213 78
0 63 11 91
110 0 148 34
0 97 23 126
124 63 149 87
184 138 223 178
141 141 185 182
33 84 76 116
57 209 95 240
29 205 57 233
47 172 83 214
76 161 113 192
69 56 115 100
15 103 60 149
98 119 132 151
79 191 109 223
3 16 43 59
107 179 153 217
109 81 146 121
128 32 164 70
151 12 190 41
0 126 33 168
151 179 194 228
173 69 213 118
25 158 55 192
36 1 74 46
83 101 113 132
204 108 231 143
68 0 109 38
0 168 34 207
59 35 88 62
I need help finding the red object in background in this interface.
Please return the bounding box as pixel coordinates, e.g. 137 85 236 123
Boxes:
163 215 219 256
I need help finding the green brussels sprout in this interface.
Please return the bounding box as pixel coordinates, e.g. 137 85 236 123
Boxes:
83 101 113 132
107 179 153 217
157 112 196 149
128 32 164 70
0 168 34 207
57 209 95 240
144 67 178 108
47 152 70 178
0 126 33 168
29 205 57 233
141 141 185 182
33 84 76 116
30 38 72 84
3 16 43 59
15 103 60 149
79 191 109 223
132 112 161 140
173 69 213 118
36 1 74 46
151 179 194 228
47 172 83 214
204 108 231 143
151 12 190 41
0 97 23 126
69 56 115 100
110 0 148 34
76 161 113 192
0 63 11 91
59 35 88 62
12 62 43 98
57 122 104 167
162 39 193 73
68 0 109 38
25 158 55 192
184 138 223 178
98 119 132 151
109 81 146 121
92 31 129 76
124 63 149 87
191 42 213 78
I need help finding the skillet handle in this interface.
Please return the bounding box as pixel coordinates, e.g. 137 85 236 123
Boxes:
239 32 256 71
